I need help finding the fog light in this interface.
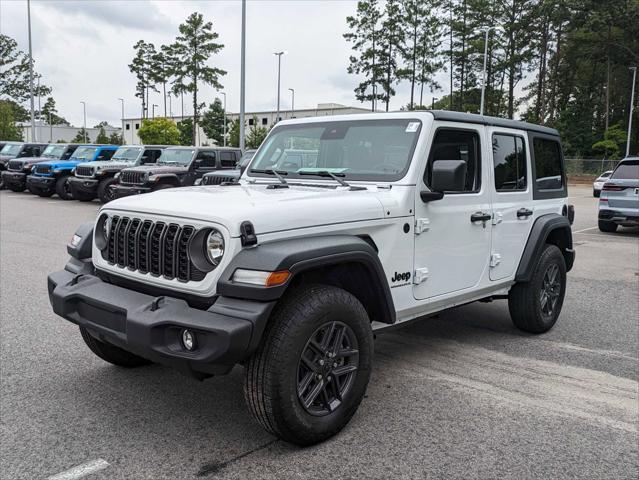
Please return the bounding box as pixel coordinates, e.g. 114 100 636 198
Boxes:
182 329 196 351
70 234 82 247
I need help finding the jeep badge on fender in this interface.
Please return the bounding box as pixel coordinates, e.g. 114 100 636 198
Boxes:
47 111 574 446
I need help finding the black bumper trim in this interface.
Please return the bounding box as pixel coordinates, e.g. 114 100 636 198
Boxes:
1 171 27 187
112 185 152 198
48 269 275 376
26 175 56 191
68 176 99 195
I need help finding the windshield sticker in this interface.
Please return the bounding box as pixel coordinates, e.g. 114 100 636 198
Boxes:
405 122 420 133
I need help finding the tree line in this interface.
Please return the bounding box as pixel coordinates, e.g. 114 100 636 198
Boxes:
344 0 639 158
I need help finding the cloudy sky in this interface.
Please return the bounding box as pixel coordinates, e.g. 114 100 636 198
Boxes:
1 0 451 129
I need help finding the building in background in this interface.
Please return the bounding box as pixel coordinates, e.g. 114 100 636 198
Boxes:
19 121 122 144
122 103 371 146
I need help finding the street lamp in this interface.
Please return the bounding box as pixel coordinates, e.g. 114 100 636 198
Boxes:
239 0 246 151
479 27 495 116
627 67 637 158
27 0 36 141
118 98 125 145
288 88 295 118
273 51 286 125
219 92 227 147
152 104 158 119
431 97 438 110
80 101 87 143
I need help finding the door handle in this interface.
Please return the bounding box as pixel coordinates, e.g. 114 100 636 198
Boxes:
470 212 492 223
517 208 533 218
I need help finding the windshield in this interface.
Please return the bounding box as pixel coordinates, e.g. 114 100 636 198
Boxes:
248 119 422 181
0 144 23 157
158 149 194 165
70 146 98 161
611 160 639 180
112 147 141 162
42 145 66 158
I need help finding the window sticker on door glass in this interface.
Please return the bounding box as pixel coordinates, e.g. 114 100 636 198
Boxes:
405 122 420 133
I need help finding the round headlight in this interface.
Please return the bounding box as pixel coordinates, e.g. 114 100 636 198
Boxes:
103 216 112 239
206 229 225 266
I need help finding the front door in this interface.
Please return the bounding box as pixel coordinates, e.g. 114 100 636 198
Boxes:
413 125 492 300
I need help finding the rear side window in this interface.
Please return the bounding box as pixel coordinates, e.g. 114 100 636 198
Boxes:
426 129 481 192
533 138 563 190
197 150 217 167
493 134 526 191
611 160 639 179
220 151 237 168
100 149 116 160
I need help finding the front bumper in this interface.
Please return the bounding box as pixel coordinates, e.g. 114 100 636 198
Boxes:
26 174 55 192
599 208 639 226
68 176 99 196
1 171 28 188
112 184 152 199
48 268 274 377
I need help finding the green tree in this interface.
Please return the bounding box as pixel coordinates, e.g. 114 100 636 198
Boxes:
176 118 194 146
151 45 172 117
72 128 90 144
246 116 268 149
227 118 240 148
167 12 226 145
0 34 51 103
129 40 158 119
40 97 69 125
108 132 124 145
377 0 405 111
200 98 225 145
137 118 180 145
95 127 110 144
0 101 23 140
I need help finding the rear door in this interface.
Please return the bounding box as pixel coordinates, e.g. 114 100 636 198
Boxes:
604 159 639 210
193 150 218 179
488 128 534 281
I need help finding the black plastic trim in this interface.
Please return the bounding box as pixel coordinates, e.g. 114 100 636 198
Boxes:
67 222 94 259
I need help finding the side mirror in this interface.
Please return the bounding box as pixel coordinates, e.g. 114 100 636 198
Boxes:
140 155 150 164
96 155 106 160
431 160 467 192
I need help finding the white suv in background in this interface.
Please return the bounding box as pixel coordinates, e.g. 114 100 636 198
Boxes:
593 170 613 197
48 111 575 445
598 157 639 232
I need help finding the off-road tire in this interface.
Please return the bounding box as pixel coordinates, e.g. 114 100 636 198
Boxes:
80 326 151 367
508 244 566 334
598 219 617 233
0 178 5 190
244 285 373 446
55 175 73 200
97 177 118 203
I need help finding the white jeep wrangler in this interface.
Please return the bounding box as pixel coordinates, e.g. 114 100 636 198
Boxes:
48 111 575 445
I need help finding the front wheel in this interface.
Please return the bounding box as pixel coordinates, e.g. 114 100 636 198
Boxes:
55 175 73 200
244 285 373 446
97 177 117 203
80 327 151 367
508 244 567 333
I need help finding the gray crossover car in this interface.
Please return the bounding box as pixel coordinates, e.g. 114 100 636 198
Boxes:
598 157 639 232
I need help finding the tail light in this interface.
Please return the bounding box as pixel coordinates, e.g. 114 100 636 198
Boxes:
602 184 627 191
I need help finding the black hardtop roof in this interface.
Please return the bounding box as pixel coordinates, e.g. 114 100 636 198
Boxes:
117 144 171 148
430 110 559 136
165 146 242 151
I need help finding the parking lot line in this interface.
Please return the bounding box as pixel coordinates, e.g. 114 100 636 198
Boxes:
573 226 598 233
46 459 109 480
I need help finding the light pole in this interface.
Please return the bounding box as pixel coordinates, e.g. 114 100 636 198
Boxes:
288 88 295 118
49 112 52 143
480 27 494 116
27 0 36 141
152 104 158 119
80 101 87 143
118 98 125 145
627 67 637 158
431 97 438 110
239 0 246 151
37 75 41 122
273 51 286 125
217 92 227 147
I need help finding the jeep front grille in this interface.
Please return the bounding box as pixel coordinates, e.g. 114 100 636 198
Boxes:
203 174 236 186
7 160 24 171
102 216 205 282
33 164 51 175
76 165 94 177
120 170 145 185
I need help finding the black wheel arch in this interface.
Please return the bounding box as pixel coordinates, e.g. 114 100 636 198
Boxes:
217 235 396 325
152 173 181 187
515 213 574 282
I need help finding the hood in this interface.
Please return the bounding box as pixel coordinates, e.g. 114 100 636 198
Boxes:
0 155 16 163
104 184 386 236
123 164 188 175
35 159 82 170
80 160 133 171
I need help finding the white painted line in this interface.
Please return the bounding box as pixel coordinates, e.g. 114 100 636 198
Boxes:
46 459 110 480
573 226 598 233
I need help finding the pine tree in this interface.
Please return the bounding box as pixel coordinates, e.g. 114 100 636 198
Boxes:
95 127 110 144
129 40 158 119
0 34 51 103
40 97 69 125
377 0 405 111
167 12 226 146
177 118 194 146
246 116 269 149
200 98 226 145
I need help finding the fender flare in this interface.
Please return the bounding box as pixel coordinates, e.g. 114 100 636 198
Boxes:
515 213 574 282
150 173 180 186
217 235 396 324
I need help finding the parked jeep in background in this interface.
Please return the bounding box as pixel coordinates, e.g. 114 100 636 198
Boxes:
48 111 574 446
0 142 48 190
68 145 166 203
598 157 639 232
2 143 80 192
200 149 256 186
111 146 242 199
26 145 117 199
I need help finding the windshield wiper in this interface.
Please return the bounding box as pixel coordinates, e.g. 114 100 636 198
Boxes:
250 168 289 188
298 170 366 191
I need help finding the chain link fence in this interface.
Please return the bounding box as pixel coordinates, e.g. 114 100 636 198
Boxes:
565 158 619 182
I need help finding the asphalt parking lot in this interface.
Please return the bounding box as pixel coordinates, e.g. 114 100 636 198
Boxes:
1 185 637 480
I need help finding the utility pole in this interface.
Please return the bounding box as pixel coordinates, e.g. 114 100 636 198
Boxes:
118 98 125 145
288 88 295 118
239 0 246 151
27 0 36 141
152 104 158 119
219 92 227 147
49 112 52 143
627 67 637 158
432 97 438 110
80 101 87 143
273 51 286 125
480 28 493 116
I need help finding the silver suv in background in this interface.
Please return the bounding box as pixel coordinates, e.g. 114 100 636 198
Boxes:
598 157 639 232
593 170 613 197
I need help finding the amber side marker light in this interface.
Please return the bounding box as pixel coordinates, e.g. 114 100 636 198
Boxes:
232 269 291 287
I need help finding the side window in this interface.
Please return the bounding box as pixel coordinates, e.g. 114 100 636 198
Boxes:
142 149 162 163
425 129 481 192
18 147 32 158
196 150 217 167
493 134 527 191
533 138 563 190
220 151 237 168
64 146 77 159
101 149 115 160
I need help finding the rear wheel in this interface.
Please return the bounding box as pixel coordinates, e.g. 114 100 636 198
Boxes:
508 244 566 334
244 285 373 446
80 327 151 368
55 175 73 200
97 177 118 203
598 219 617 232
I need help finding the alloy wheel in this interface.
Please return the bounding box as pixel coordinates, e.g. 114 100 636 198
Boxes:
540 263 561 316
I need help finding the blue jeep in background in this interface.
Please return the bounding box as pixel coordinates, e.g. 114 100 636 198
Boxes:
26 145 117 200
